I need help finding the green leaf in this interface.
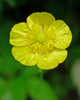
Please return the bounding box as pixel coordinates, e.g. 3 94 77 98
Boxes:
46 72 68 99
9 77 28 100
27 76 58 100
0 78 7 99
1 91 12 100
0 0 3 12
21 66 42 78
5 0 16 7
0 19 22 75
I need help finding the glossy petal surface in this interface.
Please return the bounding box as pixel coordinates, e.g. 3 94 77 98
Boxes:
10 22 33 46
49 20 72 49
12 46 39 66
27 12 55 29
37 49 67 70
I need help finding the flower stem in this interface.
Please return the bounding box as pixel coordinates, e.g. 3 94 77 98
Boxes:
33 70 43 100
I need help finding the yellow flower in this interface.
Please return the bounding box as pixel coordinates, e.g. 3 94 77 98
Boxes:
10 12 72 70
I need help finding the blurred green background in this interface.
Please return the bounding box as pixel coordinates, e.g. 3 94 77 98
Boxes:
0 0 80 100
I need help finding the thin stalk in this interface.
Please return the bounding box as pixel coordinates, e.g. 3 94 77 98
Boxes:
33 70 43 100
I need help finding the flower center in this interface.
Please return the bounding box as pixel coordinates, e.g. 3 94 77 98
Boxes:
37 33 45 42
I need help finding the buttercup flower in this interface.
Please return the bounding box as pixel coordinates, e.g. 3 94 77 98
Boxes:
10 12 72 70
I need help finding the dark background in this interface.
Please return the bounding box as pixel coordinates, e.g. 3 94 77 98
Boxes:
0 0 80 100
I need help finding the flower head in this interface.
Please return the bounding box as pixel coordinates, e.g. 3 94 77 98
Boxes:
10 12 72 70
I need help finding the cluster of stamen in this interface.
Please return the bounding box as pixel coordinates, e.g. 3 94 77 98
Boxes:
30 25 54 53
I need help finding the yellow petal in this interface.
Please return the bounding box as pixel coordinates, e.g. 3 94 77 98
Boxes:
10 22 32 46
12 46 39 66
37 49 67 70
40 12 55 26
49 20 72 49
27 12 55 29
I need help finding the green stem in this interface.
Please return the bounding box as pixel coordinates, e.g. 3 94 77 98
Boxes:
33 70 43 100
